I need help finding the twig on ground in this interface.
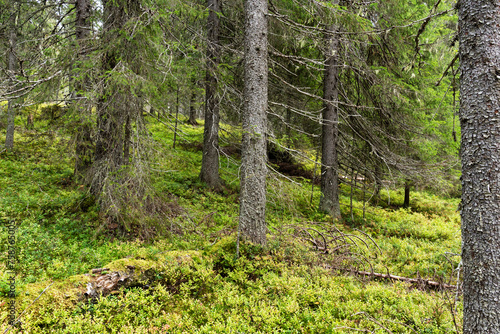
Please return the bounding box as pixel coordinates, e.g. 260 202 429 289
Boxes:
3 282 54 334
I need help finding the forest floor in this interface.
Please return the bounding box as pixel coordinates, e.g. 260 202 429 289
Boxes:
0 114 462 333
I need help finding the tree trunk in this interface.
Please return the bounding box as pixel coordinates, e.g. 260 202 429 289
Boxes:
239 0 268 246
403 180 410 208
173 86 180 149
75 123 93 182
94 50 125 179
92 0 139 194
73 0 93 182
26 113 34 129
123 113 131 164
5 101 15 151
5 8 18 151
319 24 341 220
200 0 221 189
188 82 198 125
94 96 125 174
374 163 382 206
285 107 291 146
459 1 500 332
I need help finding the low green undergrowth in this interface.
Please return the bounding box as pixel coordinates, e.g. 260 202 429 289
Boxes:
0 117 462 332
1 238 461 333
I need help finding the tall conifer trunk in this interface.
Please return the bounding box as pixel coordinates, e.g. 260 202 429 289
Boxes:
403 181 410 208
5 7 18 151
200 0 221 188
239 0 268 245
188 79 198 126
74 0 93 181
319 24 341 220
459 0 500 332
92 0 139 195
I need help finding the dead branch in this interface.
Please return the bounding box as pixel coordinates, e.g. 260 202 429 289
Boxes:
345 268 456 290
435 53 459 86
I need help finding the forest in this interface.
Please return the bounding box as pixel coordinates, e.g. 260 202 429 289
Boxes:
0 0 499 333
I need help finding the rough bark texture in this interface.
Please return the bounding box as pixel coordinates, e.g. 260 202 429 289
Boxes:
74 0 93 181
5 9 18 151
76 0 91 41
319 24 341 220
239 0 268 245
200 0 221 189
459 1 500 332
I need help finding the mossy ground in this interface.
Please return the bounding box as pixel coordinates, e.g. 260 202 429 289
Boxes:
0 114 462 332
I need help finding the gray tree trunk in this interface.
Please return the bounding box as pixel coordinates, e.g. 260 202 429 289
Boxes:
459 1 500 332
319 24 341 220
200 0 221 189
74 0 93 182
5 8 18 151
188 79 198 126
239 0 268 245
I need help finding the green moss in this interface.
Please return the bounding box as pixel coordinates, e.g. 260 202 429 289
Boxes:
0 113 463 333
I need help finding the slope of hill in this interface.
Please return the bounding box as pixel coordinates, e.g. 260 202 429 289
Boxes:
0 119 462 333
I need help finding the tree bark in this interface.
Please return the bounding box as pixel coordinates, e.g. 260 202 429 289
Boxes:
374 163 382 206
94 56 125 175
459 1 500 332
73 0 93 182
5 7 18 151
403 180 410 208
319 24 341 220
200 0 221 189
188 81 198 125
123 113 131 164
285 107 291 146
173 86 180 149
239 0 268 245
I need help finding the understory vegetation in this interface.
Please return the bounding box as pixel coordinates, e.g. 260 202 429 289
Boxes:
0 117 462 333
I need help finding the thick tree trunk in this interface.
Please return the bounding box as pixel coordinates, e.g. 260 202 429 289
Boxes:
5 9 18 151
239 0 268 245
319 24 341 220
200 0 221 189
459 1 500 332
73 0 93 182
94 46 125 179
94 96 125 172
75 0 91 52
